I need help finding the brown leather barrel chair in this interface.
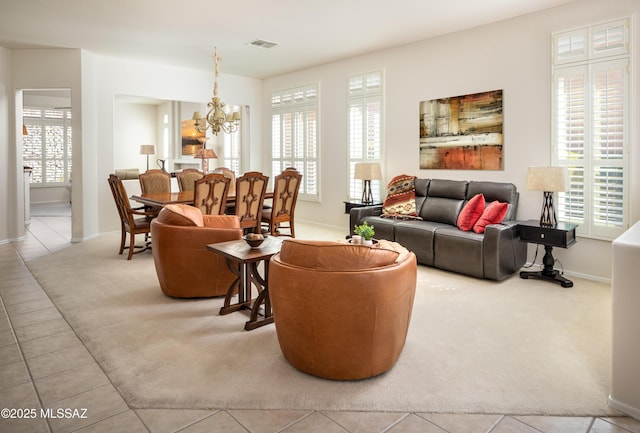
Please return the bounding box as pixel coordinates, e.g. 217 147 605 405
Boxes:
268 239 417 380
150 204 242 298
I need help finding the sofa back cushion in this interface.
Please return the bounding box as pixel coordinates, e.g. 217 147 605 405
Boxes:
467 181 518 221
413 178 430 213
419 179 468 225
278 239 399 271
157 204 204 227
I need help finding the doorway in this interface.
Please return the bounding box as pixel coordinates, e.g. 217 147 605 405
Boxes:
18 89 72 257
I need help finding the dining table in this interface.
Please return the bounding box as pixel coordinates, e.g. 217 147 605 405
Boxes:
130 191 273 208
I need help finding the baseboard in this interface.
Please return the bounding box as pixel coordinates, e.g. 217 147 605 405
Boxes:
608 395 640 420
522 262 611 284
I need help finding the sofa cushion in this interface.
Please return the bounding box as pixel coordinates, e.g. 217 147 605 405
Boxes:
473 200 508 234
457 193 486 231
279 239 399 271
157 204 204 227
382 174 419 218
419 179 467 225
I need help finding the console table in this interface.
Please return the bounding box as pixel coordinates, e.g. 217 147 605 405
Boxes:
518 220 577 288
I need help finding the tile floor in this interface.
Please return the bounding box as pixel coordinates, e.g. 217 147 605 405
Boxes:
1 204 639 433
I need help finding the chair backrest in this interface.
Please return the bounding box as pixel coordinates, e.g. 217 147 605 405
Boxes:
139 169 171 194
271 168 303 224
213 167 236 195
235 171 269 231
194 173 230 215
108 174 134 227
176 168 204 192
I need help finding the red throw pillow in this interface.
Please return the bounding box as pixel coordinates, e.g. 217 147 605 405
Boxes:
457 194 486 231
473 200 508 234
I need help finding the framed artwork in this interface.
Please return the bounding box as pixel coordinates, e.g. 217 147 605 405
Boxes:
181 119 205 156
419 89 503 170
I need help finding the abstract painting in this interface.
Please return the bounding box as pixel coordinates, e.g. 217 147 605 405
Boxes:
419 89 503 170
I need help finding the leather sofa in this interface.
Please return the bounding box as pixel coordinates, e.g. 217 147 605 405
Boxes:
269 239 417 380
150 204 242 298
350 179 527 280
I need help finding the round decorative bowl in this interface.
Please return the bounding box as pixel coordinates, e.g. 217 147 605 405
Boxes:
243 235 266 248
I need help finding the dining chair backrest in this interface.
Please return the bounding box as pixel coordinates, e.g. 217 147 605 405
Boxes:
262 168 303 237
214 167 236 195
194 173 230 215
139 169 171 194
176 168 204 192
235 171 269 232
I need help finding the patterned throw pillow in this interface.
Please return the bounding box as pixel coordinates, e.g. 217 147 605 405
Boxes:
381 175 420 219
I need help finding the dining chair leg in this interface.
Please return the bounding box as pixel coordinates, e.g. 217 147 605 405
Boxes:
119 224 126 255
127 232 136 260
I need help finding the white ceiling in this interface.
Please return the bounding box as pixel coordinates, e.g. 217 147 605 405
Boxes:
0 0 574 79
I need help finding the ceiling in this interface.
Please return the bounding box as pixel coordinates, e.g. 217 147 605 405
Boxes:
0 0 574 79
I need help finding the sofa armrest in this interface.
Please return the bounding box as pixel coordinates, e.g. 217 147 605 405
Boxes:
482 221 527 280
349 205 383 235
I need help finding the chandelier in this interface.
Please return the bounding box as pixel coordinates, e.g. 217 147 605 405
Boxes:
193 47 241 135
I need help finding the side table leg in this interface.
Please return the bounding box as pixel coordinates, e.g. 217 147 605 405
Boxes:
520 245 573 288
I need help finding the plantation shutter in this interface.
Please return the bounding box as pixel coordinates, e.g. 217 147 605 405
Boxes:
348 71 383 201
553 18 629 240
271 84 319 200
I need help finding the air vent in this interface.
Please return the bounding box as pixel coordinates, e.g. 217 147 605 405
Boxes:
248 39 278 49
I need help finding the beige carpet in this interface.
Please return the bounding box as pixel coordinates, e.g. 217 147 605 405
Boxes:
26 234 614 415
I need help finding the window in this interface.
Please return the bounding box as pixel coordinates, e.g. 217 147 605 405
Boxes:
348 71 384 202
222 105 242 176
552 18 630 240
23 107 73 186
271 84 319 201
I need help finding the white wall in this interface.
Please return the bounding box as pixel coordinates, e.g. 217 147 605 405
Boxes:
114 102 159 171
3 50 262 241
0 47 11 242
262 0 640 281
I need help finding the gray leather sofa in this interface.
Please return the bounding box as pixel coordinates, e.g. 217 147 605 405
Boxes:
349 178 527 280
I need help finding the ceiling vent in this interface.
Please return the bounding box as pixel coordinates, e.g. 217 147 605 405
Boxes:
248 39 278 49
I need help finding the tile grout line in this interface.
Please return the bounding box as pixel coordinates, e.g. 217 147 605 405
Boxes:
6 246 150 433
0 292 53 433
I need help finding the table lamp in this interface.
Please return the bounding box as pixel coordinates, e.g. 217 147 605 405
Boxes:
354 162 382 204
526 166 568 227
140 144 156 171
195 148 218 173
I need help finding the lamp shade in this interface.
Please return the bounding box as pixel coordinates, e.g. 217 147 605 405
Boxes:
139 144 156 155
354 162 382 181
194 148 218 159
526 166 568 192
192 111 203 121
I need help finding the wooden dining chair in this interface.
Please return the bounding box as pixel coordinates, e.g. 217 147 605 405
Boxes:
213 167 236 195
107 174 154 260
193 173 230 215
261 168 302 237
176 168 204 192
234 171 269 233
139 169 171 194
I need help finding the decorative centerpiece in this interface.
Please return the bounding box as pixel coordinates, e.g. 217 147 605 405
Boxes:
353 221 375 246
244 233 266 248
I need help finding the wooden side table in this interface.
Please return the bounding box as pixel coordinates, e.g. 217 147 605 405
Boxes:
207 237 283 330
518 220 578 288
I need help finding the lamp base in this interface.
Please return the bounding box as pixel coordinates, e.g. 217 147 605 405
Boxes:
540 191 557 228
361 180 373 204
